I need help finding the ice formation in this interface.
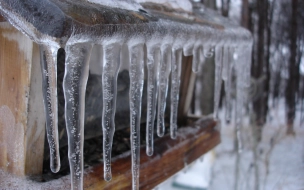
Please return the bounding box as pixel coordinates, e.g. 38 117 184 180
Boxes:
0 0 253 190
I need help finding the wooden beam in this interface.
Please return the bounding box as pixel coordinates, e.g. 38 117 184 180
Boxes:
39 118 219 189
0 22 45 176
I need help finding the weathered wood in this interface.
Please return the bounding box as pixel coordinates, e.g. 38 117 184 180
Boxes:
40 118 219 189
25 43 46 175
0 22 45 176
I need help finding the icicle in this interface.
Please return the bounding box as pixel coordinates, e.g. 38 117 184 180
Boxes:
63 43 93 190
234 45 252 153
129 44 144 190
101 43 121 181
192 46 200 73
40 45 61 173
214 46 223 119
222 47 234 123
157 45 172 137
146 46 160 156
170 49 182 139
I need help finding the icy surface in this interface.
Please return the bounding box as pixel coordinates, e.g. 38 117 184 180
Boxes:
40 45 61 173
63 43 93 190
101 44 121 181
88 0 143 11
129 44 144 190
136 0 193 12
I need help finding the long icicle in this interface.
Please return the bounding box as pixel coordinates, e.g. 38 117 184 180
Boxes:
222 47 233 123
129 44 144 190
101 43 121 181
170 49 182 139
214 46 223 119
39 45 60 173
157 45 172 137
63 43 92 190
234 46 249 153
146 46 160 156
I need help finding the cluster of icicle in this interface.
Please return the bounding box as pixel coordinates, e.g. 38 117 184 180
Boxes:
40 42 252 190
0 2 252 190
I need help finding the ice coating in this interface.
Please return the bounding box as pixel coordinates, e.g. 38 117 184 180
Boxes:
136 0 193 12
129 44 144 190
63 43 93 190
170 49 182 139
101 44 121 181
146 46 160 156
88 0 143 11
157 45 172 137
214 46 223 119
39 45 60 173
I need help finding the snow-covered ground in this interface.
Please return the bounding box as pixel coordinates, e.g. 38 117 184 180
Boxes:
157 100 304 190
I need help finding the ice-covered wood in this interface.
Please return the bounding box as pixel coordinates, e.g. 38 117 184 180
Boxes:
0 23 45 176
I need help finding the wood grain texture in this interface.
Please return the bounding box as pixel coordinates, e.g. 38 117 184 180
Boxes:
40 118 219 190
0 22 45 176
25 43 46 175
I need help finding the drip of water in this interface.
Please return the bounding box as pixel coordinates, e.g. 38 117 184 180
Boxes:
129 44 145 190
63 43 93 190
146 46 160 156
101 43 121 181
170 49 182 139
213 46 223 119
157 45 172 137
39 45 60 173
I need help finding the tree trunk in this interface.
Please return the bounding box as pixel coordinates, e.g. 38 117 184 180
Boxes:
286 0 299 135
252 0 268 127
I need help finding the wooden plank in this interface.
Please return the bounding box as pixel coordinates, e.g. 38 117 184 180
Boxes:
0 22 45 176
40 118 219 189
25 43 46 175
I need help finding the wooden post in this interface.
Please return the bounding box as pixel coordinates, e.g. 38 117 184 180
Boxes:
0 22 45 176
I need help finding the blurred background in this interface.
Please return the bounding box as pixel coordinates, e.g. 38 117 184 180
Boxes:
157 0 304 189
